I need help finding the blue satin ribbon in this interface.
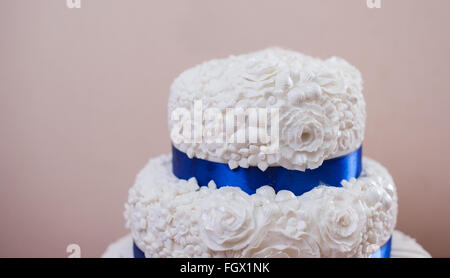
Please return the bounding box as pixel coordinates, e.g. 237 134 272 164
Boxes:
133 242 145 258
172 145 362 196
371 237 392 258
132 145 387 258
133 237 392 258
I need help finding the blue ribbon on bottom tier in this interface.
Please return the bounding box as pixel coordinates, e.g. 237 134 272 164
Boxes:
370 237 392 258
132 145 390 258
133 237 392 258
172 145 362 196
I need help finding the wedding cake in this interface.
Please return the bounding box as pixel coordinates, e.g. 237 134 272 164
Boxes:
124 48 400 258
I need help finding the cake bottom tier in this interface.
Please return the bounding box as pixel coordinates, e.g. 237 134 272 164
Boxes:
125 155 398 258
102 231 431 258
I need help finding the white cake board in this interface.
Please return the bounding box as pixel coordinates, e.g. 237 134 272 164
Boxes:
102 230 431 258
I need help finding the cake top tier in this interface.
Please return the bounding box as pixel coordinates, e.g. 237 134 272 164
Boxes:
168 48 365 171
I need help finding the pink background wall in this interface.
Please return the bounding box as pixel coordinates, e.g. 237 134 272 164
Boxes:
1 0 449 257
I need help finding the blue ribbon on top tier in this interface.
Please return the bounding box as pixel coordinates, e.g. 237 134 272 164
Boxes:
172 145 362 196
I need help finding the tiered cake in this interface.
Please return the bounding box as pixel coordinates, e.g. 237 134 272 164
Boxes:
124 48 399 258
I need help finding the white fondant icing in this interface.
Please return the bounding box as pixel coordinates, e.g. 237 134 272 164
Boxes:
390 231 431 258
101 231 432 258
124 154 397 258
169 48 365 171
